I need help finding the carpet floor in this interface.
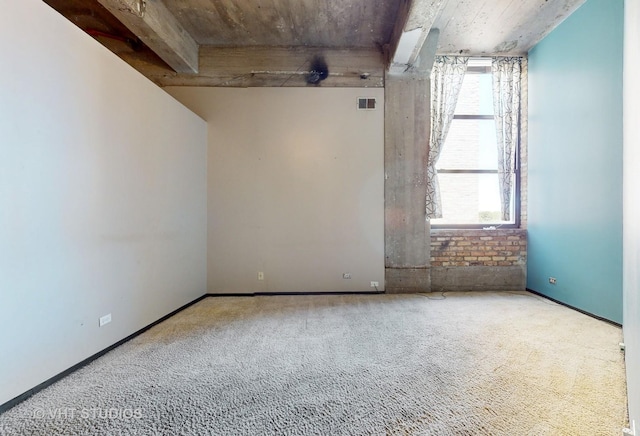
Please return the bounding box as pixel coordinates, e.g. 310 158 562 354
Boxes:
0 291 628 435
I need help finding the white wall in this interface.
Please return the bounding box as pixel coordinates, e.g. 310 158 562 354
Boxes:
624 0 640 431
0 0 207 405
166 87 384 293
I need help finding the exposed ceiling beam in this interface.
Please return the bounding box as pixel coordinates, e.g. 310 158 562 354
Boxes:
407 29 439 76
96 0 199 74
386 0 444 74
141 47 385 88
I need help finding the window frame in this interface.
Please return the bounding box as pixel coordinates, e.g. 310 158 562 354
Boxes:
431 62 521 230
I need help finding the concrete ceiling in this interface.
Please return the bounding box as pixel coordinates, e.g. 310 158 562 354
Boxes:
43 0 586 87
433 0 587 55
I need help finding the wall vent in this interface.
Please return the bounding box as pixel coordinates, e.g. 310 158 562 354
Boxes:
357 97 377 110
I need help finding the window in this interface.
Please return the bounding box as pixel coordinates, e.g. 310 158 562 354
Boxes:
431 58 520 228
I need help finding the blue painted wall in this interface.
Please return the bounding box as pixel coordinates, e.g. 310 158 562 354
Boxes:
527 0 623 323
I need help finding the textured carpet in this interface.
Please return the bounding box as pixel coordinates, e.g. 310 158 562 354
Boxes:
0 292 628 435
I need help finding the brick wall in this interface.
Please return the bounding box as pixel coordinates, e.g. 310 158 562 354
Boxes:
429 228 527 291
430 229 527 267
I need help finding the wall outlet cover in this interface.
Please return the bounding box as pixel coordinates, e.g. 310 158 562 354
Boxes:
99 313 112 327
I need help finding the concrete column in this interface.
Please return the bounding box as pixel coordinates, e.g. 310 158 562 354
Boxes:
384 73 431 292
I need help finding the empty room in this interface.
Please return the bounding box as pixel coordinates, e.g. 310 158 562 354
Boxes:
1 0 639 434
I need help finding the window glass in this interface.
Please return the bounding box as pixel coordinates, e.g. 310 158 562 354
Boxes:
437 119 498 170
435 173 514 224
454 74 493 115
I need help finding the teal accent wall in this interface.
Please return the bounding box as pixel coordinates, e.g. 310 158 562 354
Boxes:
527 0 624 323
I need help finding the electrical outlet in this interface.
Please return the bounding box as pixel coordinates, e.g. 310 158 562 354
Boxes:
549 277 557 285
370 281 379 288
99 313 111 327
343 273 351 279
257 272 264 281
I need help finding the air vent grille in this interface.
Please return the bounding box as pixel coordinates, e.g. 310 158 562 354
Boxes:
357 97 376 110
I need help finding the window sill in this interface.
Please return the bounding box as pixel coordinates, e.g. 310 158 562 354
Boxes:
430 224 519 230
430 227 527 237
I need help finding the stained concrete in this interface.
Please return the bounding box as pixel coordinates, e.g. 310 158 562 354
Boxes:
431 266 526 292
385 268 431 293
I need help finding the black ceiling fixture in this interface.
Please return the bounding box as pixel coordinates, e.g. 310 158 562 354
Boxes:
306 56 329 85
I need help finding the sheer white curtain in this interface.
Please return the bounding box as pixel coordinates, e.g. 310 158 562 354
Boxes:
492 57 521 221
426 56 469 219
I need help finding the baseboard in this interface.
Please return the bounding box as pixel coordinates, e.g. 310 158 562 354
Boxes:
526 288 621 327
205 293 256 297
0 294 208 415
206 291 385 297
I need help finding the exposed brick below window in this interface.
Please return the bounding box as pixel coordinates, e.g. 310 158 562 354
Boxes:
430 229 527 268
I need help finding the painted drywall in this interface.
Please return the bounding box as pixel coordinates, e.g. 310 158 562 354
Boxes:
624 0 640 431
166 87 384 293
527 0 623 323
0 0 207 405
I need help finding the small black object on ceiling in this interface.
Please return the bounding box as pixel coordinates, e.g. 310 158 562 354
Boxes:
307 56 329 85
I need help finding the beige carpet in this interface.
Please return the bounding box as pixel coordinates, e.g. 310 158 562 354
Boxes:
0 292 628 435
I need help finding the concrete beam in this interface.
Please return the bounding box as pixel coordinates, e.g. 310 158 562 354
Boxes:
386 0 444 74
407 29 440 76
149 47 385 88
96 0 199 74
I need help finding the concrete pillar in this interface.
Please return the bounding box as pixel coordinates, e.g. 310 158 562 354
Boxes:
384 73 431 292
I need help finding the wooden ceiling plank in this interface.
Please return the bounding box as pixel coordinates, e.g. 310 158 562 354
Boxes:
386 0 444 74
96 0 199 74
